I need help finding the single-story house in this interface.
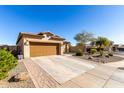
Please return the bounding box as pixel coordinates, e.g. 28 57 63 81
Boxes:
16 32 70 58
118 45 124 52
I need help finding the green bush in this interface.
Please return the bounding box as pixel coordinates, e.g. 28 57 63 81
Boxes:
0 71 8 80
90 48 97 54
76 49 83 56
0 49 17 80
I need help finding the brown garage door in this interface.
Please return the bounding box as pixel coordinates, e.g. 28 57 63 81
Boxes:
30 42 60 57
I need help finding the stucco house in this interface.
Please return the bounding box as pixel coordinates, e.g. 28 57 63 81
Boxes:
16 32 70 58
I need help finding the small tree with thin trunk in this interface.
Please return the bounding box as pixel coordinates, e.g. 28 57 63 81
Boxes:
74 31 94 52
108 41 114 53
90 38 97 47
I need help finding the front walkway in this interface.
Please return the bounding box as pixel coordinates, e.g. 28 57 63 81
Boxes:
23 54 124 88
23 59 60 88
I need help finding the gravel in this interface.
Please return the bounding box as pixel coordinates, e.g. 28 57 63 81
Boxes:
77 55 124 63
0 62 35 88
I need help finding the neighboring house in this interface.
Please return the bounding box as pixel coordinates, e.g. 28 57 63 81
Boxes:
112 44 124 52
16 32 70 58
112 44 119 51
118 45 124 51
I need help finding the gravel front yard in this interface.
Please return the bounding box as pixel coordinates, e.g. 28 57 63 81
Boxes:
0 62 35 88
76 55 124 63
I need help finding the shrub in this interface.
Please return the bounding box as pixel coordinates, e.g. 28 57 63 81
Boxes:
0 71 7 80
76 49 83 56
90 48 97 54
108 53 113 56
0 48 18 80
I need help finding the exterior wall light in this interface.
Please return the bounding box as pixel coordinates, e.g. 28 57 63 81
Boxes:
24 40 29 46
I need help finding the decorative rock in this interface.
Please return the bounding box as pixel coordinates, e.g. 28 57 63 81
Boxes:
88 56 94 60
118 67 124 70
101 59 107 63
105 54 109 58
9 72 29 82
16 72 29 81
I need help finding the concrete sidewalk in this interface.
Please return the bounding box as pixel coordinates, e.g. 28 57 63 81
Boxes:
59 65 124 88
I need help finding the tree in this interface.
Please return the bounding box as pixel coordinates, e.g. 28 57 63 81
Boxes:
74 31 94 53
108 41 114 53
90 38 97 47
96 37 110 48
96 36 110 56
74 31 94 44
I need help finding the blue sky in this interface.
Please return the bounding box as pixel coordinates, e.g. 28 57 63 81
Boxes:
0 5 124 45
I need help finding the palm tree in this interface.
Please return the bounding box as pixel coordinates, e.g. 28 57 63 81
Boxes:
96 37 110 56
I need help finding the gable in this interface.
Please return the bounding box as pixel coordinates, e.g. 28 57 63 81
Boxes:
16 32 66 45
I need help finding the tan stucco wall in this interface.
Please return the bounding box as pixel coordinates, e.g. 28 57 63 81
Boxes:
17 37 24 55
66 44 70 53
23 38 30 58
62 43 70 53
17 37 30 58
61 44 64 55
27 38 63 44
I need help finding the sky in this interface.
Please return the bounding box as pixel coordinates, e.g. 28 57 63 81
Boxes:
0 5 124 45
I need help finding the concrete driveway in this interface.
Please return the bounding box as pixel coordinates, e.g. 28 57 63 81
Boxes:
31 55 97 83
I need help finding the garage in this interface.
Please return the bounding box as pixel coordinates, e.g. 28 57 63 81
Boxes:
30 42 60 57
